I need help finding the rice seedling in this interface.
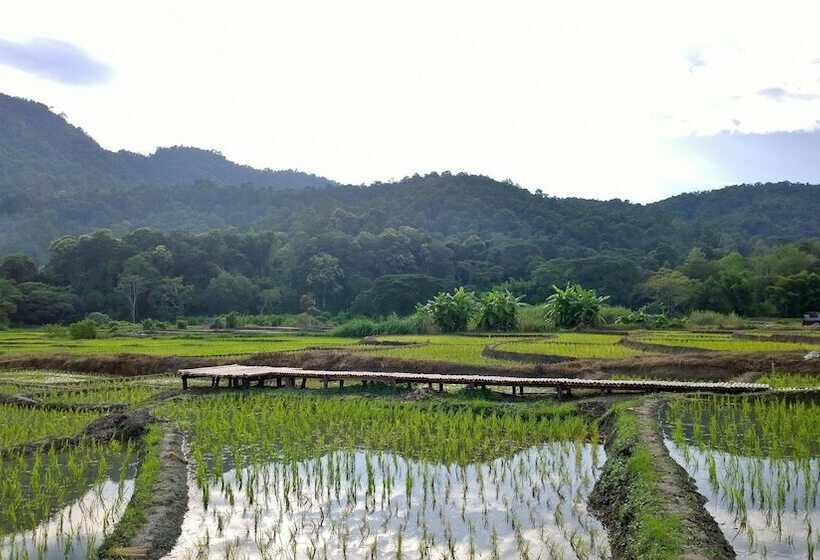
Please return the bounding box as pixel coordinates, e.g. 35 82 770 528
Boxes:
0 438 138 560
0 405 100 449
495 333 646 359
663 395 820 559
756 372 820 389
357 334 526 367
157 392 611 559
637 332 818 352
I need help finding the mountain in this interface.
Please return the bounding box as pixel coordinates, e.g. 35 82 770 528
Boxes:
0 93 818 264
0 93 330 192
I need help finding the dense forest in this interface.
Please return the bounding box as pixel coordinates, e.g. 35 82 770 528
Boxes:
0 93 818 325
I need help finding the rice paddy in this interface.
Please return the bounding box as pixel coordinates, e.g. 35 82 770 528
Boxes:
0 439 138 560
493 334 646 359
359 335 527 367
663 395 820 559
157 392 610 559
636 332 819 352
0 331 358 358
756 373 820 389
0 405 100 449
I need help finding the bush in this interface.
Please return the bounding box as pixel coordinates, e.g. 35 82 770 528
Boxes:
544 283 609 329
210 317 226 329
686 310 744 329
600 305 632 325
141 318 155 330
86 312 111 326
69 319 97 339
176 319 188 329
616 304 669 329
517 305 548 332
225 311 239 328
476 290 522 332
419 287 478 333
332 314 425 337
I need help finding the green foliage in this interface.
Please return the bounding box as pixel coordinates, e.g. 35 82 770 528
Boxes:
616 304 669 329
225 311 239 329
419 287 478 333
544 283 609 329
210 316 226 329
68 319 97 339
685 309 744 329
86 311 111 325
333 314 424 337
176 319 188 329
475 289 522 332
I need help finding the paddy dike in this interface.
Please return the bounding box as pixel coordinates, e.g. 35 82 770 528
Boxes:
590 398 735 560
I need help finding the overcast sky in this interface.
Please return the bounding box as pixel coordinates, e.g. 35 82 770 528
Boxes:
2 1 820 202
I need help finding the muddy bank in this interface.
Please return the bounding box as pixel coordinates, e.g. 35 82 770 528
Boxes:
1 408 151 457
124 426 189 560
590 398 735 560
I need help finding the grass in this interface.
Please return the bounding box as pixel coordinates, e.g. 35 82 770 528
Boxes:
636 331 819 352
756 372 820 388
36 382 165 407
494 333 646 359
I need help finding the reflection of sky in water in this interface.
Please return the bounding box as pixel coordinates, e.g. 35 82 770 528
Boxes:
663 437 819 560
167 443 609 560
0 479 134 560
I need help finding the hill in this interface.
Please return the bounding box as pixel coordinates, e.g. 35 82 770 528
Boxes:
0 93 330 193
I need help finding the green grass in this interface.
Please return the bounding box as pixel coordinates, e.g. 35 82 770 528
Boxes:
756 372 820 389
0 369 113 385
37 382 165 407
636 332 819 352
0 405 100 448
495 333 646 359
590 402 685 559
0 329 359 357
358 334 526 367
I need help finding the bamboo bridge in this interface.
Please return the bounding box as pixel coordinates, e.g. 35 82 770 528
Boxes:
178 365 770 397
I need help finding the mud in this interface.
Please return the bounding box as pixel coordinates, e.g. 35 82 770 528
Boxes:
126 425 189 560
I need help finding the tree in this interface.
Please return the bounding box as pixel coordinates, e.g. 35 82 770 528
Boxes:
544 283 609 329
0 254 38 283
645 268 699 315
476 289 522 332
117 274 146 323
767 271 820 317
0 279 21 327
12 282 79 324
306 253 343 309
420 287 478 332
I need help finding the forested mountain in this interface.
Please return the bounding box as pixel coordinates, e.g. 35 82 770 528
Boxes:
0 93 330 194
0 92 818 323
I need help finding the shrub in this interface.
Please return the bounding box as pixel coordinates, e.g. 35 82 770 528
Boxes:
476 290 522 332
210 317 226 329
225 311 240 328
686 310 744 329
332 314 424 337
616 304 669 329
517 305 548 332
333 317 378 337
544 283 609 329
69 319 97 339
419 287 478 333
86 312 111 326
176 319 188 329
141 318 155 330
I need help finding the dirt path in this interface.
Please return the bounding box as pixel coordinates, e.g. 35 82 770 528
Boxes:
635 399 734 560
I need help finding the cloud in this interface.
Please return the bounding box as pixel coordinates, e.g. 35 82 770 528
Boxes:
0 37 110 85
758 87 818 102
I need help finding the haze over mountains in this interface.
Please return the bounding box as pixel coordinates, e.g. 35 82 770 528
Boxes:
0 92 818 262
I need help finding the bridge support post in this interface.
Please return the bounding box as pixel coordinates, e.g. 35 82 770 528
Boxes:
182 375 188 390
438 383 444 393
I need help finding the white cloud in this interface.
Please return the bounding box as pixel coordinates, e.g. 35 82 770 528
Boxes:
1 0 819 201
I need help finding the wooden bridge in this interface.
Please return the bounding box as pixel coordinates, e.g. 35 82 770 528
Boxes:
178 365 770 397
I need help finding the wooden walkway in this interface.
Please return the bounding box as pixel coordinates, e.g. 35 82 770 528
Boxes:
178 365 770 397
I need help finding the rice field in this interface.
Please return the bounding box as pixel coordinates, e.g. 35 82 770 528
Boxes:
359 335 527 367
0 331 358 358
0 405 100 449
636 332 819 352
0 439 138 560
756 372 820 389
663 395 820 559
156 392 610 559
493 334 646 360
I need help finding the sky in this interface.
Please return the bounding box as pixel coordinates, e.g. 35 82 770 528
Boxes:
2 1 820 203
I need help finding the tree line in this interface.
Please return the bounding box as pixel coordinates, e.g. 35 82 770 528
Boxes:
0 226 817 327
